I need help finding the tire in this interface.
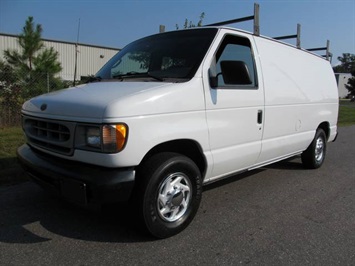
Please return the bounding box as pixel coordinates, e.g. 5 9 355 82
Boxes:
301 128 327 169
135 152 202 238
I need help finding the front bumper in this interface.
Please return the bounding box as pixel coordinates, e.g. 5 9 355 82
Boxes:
17 144 135 206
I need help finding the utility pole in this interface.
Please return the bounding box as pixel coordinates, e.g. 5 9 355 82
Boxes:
73 18 80 86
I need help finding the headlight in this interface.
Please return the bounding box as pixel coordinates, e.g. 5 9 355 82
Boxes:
76 123 128 153
102 124 127 153
86 127 101 148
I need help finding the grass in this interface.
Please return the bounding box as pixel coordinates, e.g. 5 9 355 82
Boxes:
0 127 27 185
0 101 354 186
338 100 355 127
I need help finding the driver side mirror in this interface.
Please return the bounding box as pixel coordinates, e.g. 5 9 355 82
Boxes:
209 60 252 88
209 68 219 88
220 60 252 85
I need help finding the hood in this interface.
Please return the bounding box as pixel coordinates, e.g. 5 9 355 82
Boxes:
22 82 168 121
22 79 204 122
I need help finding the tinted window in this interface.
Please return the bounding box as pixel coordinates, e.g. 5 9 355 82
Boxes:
215 35 257 87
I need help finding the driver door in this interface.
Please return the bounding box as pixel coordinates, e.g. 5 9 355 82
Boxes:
203 34 264 181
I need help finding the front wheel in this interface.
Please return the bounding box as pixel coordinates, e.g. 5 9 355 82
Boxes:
136 152 202 238
301 128 327 169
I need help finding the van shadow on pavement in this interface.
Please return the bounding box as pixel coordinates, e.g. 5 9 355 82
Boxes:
0 182 154 244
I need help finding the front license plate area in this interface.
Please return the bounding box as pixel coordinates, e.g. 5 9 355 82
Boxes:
61 179 87 205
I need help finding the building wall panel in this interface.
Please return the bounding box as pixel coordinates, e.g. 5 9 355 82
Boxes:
0 33 120 81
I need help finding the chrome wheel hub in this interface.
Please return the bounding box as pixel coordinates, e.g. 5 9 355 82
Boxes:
157 173 192 222
315 137 324 163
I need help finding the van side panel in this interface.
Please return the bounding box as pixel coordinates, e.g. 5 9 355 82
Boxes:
253 36 338 164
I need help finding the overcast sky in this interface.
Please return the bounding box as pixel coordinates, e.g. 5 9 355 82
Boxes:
1 0 354 66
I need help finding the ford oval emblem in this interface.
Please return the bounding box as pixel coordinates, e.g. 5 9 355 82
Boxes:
40 103 47 111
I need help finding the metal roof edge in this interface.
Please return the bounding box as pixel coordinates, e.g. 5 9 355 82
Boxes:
0 32 121 51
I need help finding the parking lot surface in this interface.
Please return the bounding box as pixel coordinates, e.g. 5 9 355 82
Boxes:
0 126 354 265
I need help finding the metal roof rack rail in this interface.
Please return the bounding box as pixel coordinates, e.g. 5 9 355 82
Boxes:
205 3 260 36
307 40 332 61
273 24 301 49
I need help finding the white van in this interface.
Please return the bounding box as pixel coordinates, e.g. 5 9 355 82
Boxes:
17 26 338 238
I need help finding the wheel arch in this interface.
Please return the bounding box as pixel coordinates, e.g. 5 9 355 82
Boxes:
317 121 330 140
138 139 207 178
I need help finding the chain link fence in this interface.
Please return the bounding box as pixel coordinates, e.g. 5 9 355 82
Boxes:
0 71 75 127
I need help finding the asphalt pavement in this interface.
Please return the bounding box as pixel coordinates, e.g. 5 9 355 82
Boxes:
0 126 354 265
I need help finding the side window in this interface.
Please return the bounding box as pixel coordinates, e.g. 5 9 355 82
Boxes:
214 35 257 88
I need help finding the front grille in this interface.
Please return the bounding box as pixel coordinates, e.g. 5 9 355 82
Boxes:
23 116 76 155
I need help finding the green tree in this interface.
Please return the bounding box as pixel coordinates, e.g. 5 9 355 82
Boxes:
0 60 23 126
333 53 355 73
346 71 355 97
3 16 62 97
176 12 205 30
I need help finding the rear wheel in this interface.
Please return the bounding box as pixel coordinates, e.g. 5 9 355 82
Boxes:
301 128 327 169
136 152 202 238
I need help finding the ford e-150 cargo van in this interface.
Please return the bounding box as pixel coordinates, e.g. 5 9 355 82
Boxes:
17 27 338 238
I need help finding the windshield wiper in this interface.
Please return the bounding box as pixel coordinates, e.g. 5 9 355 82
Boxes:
147 72 164 81
86 76 102 83
112 71 164 81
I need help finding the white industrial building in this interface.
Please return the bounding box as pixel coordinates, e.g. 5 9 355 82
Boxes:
0 33 120 81
335 73 351 98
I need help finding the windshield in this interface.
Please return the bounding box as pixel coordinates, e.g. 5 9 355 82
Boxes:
96 28 218 82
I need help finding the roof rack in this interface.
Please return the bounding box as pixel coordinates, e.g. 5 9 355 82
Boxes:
307 40 332 62
272 25 331 61
159 2 332 61
205 3 260 36
205 2 332 61
273 24 301 49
